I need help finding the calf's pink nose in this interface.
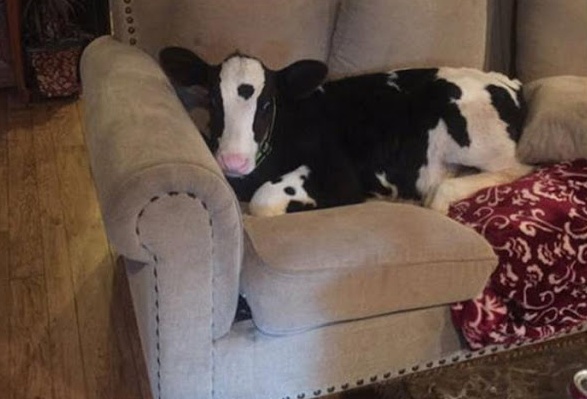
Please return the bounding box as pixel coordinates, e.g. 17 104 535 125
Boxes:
218 153 249 174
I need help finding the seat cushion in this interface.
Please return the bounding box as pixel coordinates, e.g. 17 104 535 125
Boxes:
241 202 497 335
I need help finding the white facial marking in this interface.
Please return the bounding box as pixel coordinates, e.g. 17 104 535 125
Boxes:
249 166 316 217
217 56 266 173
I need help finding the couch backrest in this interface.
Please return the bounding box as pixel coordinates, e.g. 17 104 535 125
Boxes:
111 0 511 75
517 0 587 82
328 0 492 77
110 0 339 69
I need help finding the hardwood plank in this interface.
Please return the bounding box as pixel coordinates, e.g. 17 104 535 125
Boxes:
55 139 142 399
9 275 53 399
7 104 44 278
33 104 88 399
0 93 7 231
51 101 86 148
0 232 10 394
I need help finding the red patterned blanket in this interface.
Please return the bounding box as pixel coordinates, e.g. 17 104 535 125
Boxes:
449 160 587 349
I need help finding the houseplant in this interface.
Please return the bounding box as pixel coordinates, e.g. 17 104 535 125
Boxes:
23 0 90 97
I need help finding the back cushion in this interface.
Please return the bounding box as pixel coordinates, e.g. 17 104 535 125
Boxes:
517 0 587 82
328 0 490 77
110 0 339 69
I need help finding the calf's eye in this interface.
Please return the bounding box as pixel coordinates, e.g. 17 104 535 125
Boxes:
261 100 272 113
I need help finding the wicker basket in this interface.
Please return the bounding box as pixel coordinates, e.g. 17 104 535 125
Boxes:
28 43 82 98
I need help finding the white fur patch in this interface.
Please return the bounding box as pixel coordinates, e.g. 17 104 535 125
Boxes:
217 56 266 167
374 172 399 200
249 166 316 217
386 72 401 91
417 67 525 206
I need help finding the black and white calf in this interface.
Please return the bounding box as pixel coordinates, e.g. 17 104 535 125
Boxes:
160 47 531 216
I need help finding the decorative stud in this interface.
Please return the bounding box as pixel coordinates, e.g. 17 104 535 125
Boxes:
356 379 364 386
412 366 419 372
126 16 134 23
297 394 305 399
452 356 459 362
465 353 472 359
327 387 335 393
125 6 132 13
398 369 406 375
426 362 433 368
124 0 131 3
479 350 486 355
383 372 391 379
341 384 349 390
370 376 377 382
128 27 136 34
130 38 137 45
439 359 446 365
313 390 321 396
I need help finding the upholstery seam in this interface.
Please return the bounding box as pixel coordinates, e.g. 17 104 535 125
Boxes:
135 191 215 399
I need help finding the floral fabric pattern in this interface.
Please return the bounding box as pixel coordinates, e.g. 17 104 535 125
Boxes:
449 160 587 349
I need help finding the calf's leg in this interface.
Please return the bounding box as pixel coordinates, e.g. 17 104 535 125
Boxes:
249 165 317 217
428 163 533 214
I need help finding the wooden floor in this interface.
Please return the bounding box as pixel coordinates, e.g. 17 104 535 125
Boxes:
0 90 152 399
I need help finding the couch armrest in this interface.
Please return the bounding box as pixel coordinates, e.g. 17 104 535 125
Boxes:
80 36 243 399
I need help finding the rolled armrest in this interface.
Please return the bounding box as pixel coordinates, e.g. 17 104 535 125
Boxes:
81 36 241 261
81 35 242 332
81 36 243 398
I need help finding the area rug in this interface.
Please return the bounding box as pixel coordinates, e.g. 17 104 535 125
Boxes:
334 331 587 399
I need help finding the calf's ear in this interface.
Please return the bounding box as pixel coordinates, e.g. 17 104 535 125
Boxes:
159 47 211 87
277 60 328 99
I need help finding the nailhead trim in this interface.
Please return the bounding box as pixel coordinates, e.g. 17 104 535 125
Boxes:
122 0 137 45
136 213 162 399
136 192 215 399
285 322 587 399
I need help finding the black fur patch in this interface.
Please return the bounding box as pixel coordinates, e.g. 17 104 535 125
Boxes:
286 200 316 213
237 84 254 99
284 186 296 196
486 84 525 142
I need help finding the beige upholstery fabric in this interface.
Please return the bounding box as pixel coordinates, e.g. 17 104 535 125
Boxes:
518 76 587 164
242 202 496 335
215 306 462 399
110 0 339 69
517 0 587 82
125 194 215 399
80 36 242 339
328 0 489 76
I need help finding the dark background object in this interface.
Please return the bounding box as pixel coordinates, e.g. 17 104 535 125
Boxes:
3 0 109 102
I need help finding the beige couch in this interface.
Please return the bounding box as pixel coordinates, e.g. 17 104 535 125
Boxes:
80 1 587 398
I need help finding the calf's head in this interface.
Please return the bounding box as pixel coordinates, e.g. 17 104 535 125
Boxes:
160 47 327 177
